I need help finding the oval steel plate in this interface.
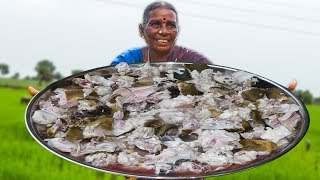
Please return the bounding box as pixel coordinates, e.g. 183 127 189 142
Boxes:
25 63 309 179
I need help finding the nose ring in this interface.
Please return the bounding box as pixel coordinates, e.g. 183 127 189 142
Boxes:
159 30 163 34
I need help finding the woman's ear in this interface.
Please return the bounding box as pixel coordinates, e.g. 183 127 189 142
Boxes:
176 25 180 34
139 24 144 38
174 25 180 41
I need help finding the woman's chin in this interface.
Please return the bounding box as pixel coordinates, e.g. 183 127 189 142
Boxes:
153 46 173 53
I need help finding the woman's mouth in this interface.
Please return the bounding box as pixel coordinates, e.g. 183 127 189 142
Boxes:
156 39 168 44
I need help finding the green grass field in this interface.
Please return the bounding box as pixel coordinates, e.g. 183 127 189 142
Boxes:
0 87 319 180
0 77 51 90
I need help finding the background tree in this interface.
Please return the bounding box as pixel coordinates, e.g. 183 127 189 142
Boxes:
24 76 31 80
35 59 56 85
71 69 83 75
31 76 39 80
296 90 314 105
0 63 9 76
11 72 20 79
314 97 320 105
53 72 63 80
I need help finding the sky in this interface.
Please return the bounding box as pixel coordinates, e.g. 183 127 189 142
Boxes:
0 0 319 96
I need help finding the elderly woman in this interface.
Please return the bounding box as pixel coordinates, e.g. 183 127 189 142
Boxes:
27 2 298 180
111 1 212 66
28 1 296 96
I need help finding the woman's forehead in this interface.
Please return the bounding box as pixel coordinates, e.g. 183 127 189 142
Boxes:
147 8 177 21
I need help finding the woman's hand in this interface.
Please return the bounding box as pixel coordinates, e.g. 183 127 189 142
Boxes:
28 86 39 96
288 80 297 91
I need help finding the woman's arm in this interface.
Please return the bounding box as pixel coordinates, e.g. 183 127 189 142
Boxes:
110 48 143 66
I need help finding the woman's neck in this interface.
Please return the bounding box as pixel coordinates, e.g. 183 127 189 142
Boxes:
148 47 174 62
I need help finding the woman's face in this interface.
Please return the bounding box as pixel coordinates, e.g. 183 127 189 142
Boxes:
141 7 179 54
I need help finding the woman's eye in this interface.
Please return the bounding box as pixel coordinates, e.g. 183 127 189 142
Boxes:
167 23 177 30
150 23 160 28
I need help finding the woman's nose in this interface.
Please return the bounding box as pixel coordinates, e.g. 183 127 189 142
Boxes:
159 26 170 34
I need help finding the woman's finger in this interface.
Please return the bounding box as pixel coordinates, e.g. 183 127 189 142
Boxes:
288 80 297 91
28 86 39 96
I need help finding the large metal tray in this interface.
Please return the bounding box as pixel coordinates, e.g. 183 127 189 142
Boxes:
25 63 309 179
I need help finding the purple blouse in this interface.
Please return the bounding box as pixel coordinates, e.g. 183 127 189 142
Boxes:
111 46 212 66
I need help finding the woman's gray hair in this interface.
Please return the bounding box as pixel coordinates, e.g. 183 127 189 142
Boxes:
142 1 178 26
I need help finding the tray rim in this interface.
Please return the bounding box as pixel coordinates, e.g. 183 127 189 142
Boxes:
25 62 310 179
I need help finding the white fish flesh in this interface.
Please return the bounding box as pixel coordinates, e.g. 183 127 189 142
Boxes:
31 62 302 176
